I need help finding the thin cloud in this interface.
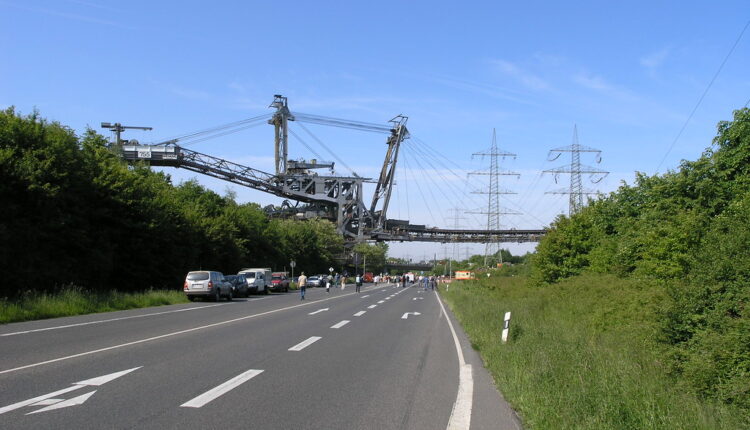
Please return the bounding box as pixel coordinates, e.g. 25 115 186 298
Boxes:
490 59 550 91
573 72 638 102
2 1 136 30
640 48 670 69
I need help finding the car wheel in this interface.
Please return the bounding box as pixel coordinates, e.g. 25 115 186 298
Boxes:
227 288 233 301
214 289 220 302
263 286 269 295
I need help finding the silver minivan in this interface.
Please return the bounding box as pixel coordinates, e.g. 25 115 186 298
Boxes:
184 271 233 301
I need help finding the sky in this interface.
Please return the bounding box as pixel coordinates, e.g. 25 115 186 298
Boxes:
2 1 749 261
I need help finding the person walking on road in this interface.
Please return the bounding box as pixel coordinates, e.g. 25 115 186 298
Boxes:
355 274 362 293
298 272 308 300
326 274 332 293
341 275 347 291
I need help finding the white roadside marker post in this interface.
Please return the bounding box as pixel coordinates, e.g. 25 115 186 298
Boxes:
501 311 511 344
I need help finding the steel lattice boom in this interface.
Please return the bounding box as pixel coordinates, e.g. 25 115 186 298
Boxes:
117 95 547 244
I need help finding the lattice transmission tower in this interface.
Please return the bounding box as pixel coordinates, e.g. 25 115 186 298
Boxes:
467 129 520 266
543 125 608 215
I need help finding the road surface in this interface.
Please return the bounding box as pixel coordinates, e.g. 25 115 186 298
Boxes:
0 283 521 429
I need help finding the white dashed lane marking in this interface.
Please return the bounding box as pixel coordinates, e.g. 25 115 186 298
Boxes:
288 336 322 352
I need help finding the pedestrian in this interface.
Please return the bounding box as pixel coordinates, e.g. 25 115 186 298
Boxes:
326 274 333 293
430 276 436 291
298 271 308 300
422 275 429 290
341 275 347 291
401 274 407 288
355 274 362 293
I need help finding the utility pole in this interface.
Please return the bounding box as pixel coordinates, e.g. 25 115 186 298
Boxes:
543 125 608 215
100 122 153 146
467 129 520 266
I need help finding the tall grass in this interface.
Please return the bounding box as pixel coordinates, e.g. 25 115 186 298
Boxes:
440 273 746 429
0 286 189 324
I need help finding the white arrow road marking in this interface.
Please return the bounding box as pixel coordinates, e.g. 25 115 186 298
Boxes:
368 305 377 309
0 367 141 415
330 320 350 329
288 336 322 351
27 391 97 415
308 308 329 315
353 311 366 317
413 297 424 301
401 312 421 320
181 369 264 408
32 399 65 406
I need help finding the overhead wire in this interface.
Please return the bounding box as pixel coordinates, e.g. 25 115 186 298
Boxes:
175 121 269 147
655 19 750 173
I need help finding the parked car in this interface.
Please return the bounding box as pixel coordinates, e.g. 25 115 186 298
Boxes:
305 275 323 288
183 271 233 301
238 268 272 294
225 274 250 297
270 272 290 292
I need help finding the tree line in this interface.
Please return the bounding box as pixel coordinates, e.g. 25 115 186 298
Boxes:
530 107 750 415
0 108 344 299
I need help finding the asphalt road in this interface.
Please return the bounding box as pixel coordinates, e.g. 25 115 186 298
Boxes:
0 283 522 429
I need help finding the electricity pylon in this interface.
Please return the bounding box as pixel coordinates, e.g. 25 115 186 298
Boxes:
444 207 466 276
544 125 608 215
467 129 520 266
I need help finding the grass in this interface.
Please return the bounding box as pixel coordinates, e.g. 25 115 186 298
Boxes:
440 273 747 429
0 286 189 324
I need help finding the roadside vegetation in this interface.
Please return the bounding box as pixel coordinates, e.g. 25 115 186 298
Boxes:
441 107 750 428
0 107 344 302
441 273 744 429
0 287 188 324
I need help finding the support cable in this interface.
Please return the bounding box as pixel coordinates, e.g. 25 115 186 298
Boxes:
287 128 326 163
405 140 491 228
407 139 492 227
176 121 268 147
401 147 439 227
153 113 272 145
295 122 359 177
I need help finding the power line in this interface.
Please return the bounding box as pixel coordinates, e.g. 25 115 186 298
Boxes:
655 19 750 173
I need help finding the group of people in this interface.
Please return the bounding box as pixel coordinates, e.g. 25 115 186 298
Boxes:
296 271 439 300
296 271 367 300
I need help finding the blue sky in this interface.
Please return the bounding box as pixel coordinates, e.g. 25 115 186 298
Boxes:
2 1 749 260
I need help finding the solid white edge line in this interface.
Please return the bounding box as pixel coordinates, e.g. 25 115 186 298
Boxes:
288 336 322 351
0 304 228 337
180 369 264 408
330 320 350 329
434 290 473 430
0 285 393 376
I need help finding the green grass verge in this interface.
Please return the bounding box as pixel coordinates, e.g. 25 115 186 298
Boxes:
440 273 746 429
0 287 189 324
